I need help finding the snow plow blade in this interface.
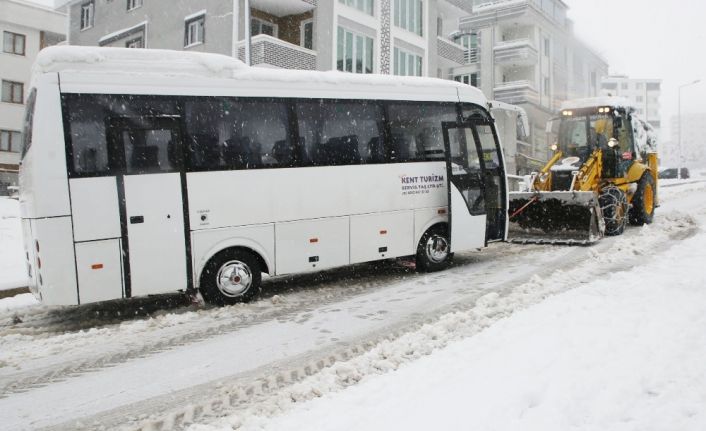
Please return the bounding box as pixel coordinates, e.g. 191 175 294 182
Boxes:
508 191 604 246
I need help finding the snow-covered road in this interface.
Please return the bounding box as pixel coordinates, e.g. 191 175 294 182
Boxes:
0 180 704 431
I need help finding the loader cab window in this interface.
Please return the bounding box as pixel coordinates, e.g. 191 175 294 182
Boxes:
558 110 633 162
558 116 589 160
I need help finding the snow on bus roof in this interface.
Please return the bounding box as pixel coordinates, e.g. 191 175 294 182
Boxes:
560 97 635 111
33 46 482 95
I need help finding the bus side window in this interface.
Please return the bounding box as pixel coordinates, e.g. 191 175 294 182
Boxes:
184 98 294 171
296 100 385 167
63 95 111 176
387 103 457 163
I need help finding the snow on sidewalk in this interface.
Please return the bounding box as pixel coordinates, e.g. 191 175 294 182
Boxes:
198 221 706 431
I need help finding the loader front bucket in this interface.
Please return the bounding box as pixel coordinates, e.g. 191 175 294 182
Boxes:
508 191 605 245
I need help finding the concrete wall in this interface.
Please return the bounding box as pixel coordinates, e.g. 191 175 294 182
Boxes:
69 0 235 55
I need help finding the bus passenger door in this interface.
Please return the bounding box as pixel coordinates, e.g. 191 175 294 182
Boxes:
442 122 487 252
108 117 188 298
475 124 508 242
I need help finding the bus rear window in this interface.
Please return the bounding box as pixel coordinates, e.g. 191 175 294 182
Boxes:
21 88 37 159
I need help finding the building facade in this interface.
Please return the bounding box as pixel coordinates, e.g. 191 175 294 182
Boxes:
67 0 479 79
0 0 66 195
453 0 608 167
600 75 662 135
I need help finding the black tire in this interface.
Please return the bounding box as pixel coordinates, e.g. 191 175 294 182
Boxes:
629 174 656 226
599 186 628 237
200 249 262 306
416 225 453 272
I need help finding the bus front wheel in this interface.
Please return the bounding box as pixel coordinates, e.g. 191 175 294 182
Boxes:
416 225 453 272
200 249 262 305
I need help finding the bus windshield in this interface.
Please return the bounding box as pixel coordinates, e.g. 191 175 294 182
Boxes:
558 112 631 161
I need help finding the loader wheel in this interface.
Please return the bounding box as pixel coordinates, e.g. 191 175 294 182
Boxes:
416 225 453 272
599 187 628 236
629 174 656 226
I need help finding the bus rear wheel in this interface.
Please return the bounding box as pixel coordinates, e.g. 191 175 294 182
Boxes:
416 225 453 272
200 249 262 305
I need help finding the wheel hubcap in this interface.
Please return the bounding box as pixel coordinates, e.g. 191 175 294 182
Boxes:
216 260 253 298
425 234 449 263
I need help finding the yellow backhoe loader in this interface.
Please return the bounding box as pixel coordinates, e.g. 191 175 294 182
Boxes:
508 97 659 245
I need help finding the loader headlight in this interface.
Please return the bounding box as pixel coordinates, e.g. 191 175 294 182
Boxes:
608 138 618 148
539 172 549 183
550 143 558 152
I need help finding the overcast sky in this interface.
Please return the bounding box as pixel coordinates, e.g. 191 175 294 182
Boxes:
564 0 706 142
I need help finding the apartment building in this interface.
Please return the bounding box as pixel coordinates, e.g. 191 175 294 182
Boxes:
0 0 66 195
600 75 662 134
453 0 608 166
66 0 479 78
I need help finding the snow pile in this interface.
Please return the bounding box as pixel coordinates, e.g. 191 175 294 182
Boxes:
0 198 28 291
241 228 706 431
473 0 528 13
186 208 701 431
0 293 38 313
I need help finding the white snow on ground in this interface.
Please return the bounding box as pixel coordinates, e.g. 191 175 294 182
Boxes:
0 198 28 291
0 294 38 312
191 182 706 431
0 180 703 431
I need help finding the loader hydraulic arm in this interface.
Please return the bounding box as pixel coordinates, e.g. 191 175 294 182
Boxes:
575 149 603 192
532 151 564 191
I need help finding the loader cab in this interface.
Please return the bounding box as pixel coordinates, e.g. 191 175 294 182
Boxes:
553 107 635 179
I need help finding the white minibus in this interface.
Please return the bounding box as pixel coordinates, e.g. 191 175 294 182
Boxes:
20 47 507 306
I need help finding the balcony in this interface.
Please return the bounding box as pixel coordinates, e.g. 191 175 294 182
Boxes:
437 37 465 65
493 39 538 66
237 34 317 70
493 80 539 105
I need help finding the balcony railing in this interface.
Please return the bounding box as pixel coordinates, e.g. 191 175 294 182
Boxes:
493 80 539 105
236 34 317 70
437 37 465 65
493 39 537 65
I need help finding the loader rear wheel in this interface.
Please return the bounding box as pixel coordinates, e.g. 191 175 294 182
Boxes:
629 174 656 226
600 187 628 236
416 225 452 272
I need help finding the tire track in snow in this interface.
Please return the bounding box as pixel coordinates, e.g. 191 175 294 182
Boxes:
0 245 537 398
47 212 700 431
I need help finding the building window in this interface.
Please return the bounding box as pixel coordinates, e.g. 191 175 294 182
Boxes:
394 0 423 36
0 130 22 153
301 19 314 50
1 80 23 104
127 0 142 10
454 73 479 87
80 1 95 30
455 32 479 63
251 18 277 37
125 37 143 48
394 47 422 77
621 83 628 90
544 37 550 57
185 15 205 47
635 82 643 90
337 27 374 74
543 76 550 96
338 0 374 15
3 31 26 55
